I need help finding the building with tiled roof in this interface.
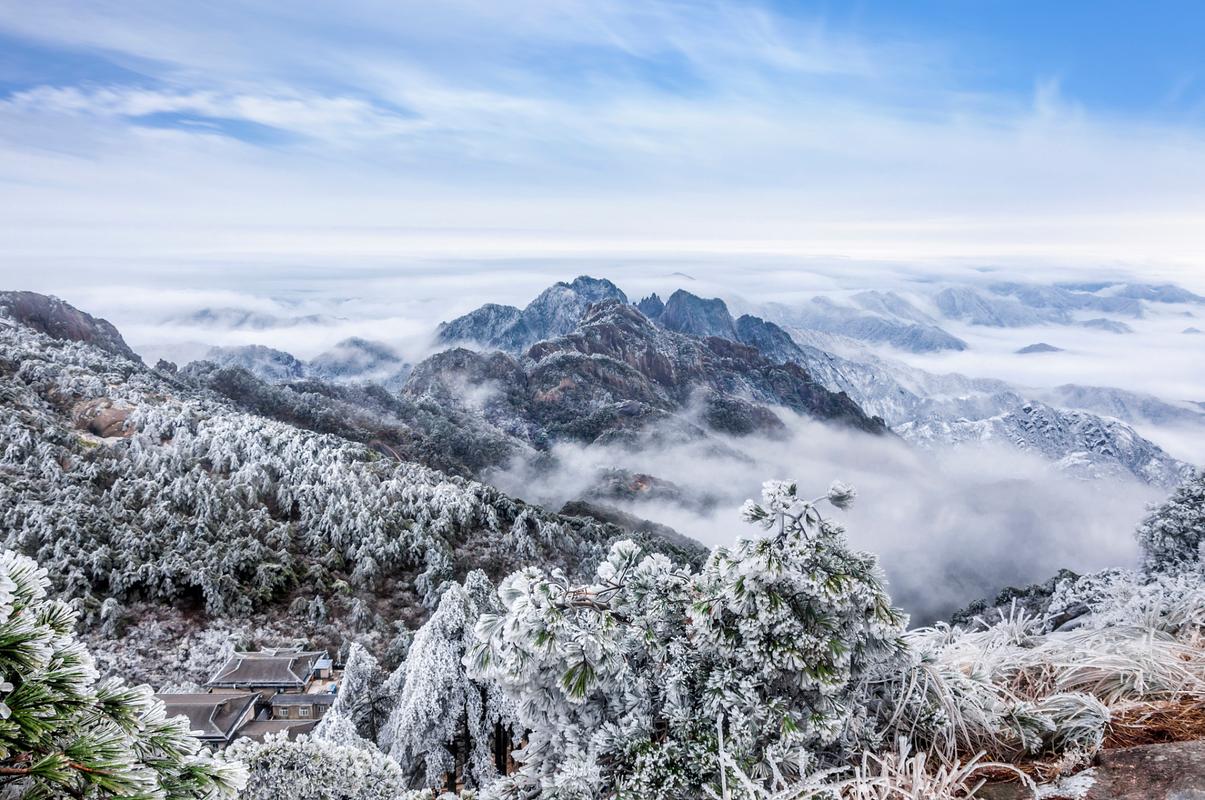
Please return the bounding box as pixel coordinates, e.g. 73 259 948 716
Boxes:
270 691 336 722
236 718 319 742
156 692 258 746
205 648 329 695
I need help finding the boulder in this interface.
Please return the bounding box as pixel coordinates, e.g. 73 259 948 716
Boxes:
1084 739 1205 799
73 399 135 438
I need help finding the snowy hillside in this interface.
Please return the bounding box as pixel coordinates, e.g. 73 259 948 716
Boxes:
0 300 704 684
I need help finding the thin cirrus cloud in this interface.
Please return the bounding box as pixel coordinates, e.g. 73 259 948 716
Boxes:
0 0 1204 273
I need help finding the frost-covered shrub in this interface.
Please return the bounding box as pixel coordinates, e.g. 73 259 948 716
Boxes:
1136 470 1205 573
1047 568 1205 636
883 608 1205 767
470 480 905 798
226 731 406 800
0 549 246 799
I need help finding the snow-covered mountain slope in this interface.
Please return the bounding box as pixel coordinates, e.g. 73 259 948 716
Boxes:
764 295 968 352
198 337 412 388
435 278 1197 487
0 290 143 362
205 343 307 381
1036 384 1205 428
896 403 1194 487
774 338 1196 488
619 287 1197 488
0 294 705 682
437 275 627 352
307 336 411 387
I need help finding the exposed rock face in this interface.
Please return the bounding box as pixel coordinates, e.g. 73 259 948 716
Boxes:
733 314 807 364
525 301 887 434
407 299 888 449
0 291 141 362
657 289 738 339
1084 740 1205 799
437 275 627 352
635 293 665 319
72 398 136 438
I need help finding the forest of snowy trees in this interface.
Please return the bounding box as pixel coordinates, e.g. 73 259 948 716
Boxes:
0 321 700 684
1 309 1203 799
198 470 1202 800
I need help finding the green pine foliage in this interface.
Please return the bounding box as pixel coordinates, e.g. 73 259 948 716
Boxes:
0 549 246 799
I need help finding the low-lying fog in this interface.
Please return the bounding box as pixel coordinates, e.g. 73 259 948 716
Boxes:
491 412 1161 624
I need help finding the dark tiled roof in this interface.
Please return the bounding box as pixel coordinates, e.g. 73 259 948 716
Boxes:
157 692 256 741
271 692 336 706
207 650 326 688
236 719 318 742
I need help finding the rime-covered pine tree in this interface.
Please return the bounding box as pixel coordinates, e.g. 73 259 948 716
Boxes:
470 480 905 798
1136 470 1205 573
225 731 405 800
381 571 517 791
0 549 246 800
320 643 390 741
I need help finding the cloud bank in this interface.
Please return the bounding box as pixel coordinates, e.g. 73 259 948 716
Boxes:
489 412 1162 624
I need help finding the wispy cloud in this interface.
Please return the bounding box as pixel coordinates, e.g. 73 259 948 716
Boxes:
1 0 1204 272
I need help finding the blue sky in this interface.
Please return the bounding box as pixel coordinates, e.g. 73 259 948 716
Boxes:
1 1 1204 272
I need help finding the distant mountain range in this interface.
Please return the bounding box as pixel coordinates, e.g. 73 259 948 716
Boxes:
166 306 342 330
436 277 1201 488
204 337 412 389
28 272 1195 495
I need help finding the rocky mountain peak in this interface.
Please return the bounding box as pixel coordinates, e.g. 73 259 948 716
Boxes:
636 293 665 319
658 290 737 339
437 275 626 353
308 337 406 380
